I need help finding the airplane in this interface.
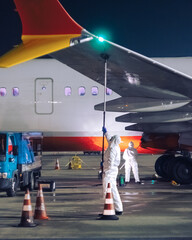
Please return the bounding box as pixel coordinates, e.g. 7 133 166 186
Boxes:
0 0 192 184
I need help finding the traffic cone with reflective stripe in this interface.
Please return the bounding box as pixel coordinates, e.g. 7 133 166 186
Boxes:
99 182 119 220
55 158 60 170
34 184 49 220
18 188 37 227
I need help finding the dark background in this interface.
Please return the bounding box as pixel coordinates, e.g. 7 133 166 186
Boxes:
0 0 192 57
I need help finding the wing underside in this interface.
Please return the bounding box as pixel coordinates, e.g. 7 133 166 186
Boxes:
50 36 192 134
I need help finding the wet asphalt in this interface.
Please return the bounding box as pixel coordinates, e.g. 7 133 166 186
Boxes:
0 153 192 240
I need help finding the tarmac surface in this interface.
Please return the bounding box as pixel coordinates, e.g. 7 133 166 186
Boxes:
0 153 192 240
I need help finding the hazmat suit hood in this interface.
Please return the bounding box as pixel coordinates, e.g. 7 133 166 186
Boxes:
128 141 134 148
109 135 121 148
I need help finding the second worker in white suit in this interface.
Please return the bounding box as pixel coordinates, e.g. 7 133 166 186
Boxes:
102 127 123 215
123 141 140 183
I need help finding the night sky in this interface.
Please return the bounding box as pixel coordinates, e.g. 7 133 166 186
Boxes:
0 0 192 57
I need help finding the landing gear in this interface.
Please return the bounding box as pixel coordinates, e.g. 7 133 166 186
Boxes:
155 154 192 184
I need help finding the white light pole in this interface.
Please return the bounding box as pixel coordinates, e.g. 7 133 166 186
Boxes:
101 53 109 173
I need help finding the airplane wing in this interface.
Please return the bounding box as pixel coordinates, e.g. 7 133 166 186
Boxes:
50 36 192 133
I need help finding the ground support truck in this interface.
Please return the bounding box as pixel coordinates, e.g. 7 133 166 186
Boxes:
0 133 42 197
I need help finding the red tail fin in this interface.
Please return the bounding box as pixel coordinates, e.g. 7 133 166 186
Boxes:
0 0 84 67
14 0 83 35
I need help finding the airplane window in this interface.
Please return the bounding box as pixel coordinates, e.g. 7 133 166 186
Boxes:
92 86 98 96
13 87 19 96
65 87 72 96
0 88 6 97
79 87 86 96
106 88 112 95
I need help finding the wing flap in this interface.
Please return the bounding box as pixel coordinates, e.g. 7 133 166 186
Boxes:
94 97 190 112
125 122 192 133
116 111 192 123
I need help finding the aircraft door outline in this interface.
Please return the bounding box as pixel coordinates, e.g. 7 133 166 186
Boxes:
35 78 53 114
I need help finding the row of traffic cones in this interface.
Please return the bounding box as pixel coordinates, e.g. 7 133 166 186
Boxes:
18 184 48 227
19 181 118 226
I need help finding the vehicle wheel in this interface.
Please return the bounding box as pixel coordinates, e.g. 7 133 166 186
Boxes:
155 155 175 179
28 173 34 191
172 157 192 184
7 176 17 197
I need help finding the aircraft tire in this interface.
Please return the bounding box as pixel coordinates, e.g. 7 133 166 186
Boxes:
166 157 180 180
155 155 175 179
171 157 192 184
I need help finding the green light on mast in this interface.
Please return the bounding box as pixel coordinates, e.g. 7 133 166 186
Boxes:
98 36 104 42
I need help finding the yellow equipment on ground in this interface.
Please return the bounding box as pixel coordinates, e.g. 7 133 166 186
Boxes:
67 156 83 170
171 180 180 186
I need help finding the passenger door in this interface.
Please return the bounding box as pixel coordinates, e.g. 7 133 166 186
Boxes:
35 78 53 114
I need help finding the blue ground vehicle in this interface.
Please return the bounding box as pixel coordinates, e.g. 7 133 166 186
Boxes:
0 133 42 197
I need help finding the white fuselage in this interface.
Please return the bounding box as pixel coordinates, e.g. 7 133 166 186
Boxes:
0 58 139 138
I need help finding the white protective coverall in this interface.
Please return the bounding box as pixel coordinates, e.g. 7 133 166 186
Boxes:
123 141 140 183
103 132 123 212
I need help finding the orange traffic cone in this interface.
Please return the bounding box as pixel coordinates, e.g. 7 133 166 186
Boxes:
99 182 119 220
34 184 49 220
18 188 37 227
55 158 60 170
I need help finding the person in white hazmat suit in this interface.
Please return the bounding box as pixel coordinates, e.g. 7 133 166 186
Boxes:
123 141 140 183
102 127 123 215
